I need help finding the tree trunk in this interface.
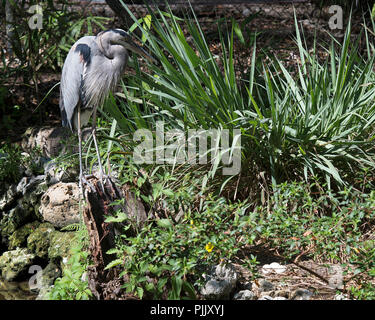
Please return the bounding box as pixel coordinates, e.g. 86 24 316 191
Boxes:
83 177 121 299
82 176 149 299
105 0 142 31
5 0 15 56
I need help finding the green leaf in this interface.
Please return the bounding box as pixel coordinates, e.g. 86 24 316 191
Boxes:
232 19 245 45
162 188 175 197
104 259 123 270
157 218 173 229
136 286 144 299
168 276 183 300
106 248 121 255
104 211 128 223
182 281 196 300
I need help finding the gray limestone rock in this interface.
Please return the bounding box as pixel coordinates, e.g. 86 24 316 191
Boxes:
0 248 35 281
39 182 80 228
292 288 313 300
233 290 256 300
201 263 239 299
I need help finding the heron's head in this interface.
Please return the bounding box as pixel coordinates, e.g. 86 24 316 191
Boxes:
97 29 156 63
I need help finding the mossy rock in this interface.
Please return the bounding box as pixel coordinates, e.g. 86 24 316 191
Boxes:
0 247 35 281
8 221 41 250
0 183 18 211
48 231 76 261
27 223 55 259
0 278 37 300
21 179 48 220
35 262 62 300
40 262 61 287
0 205 32 238
0 178 47 238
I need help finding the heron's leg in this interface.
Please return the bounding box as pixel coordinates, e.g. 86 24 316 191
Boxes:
78 106 84 192
78 106 95 194
91 107 108 191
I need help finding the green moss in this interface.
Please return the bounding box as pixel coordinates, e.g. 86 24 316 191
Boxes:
26 223 55 259
48 231 76 261
0 205 31 238
8 221 41 250
0 248 35 281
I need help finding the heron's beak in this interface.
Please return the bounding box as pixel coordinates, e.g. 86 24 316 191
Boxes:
118 39 156 64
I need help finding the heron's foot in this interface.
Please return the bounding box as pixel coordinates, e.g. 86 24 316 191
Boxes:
97 172 113 194
79 174 96 193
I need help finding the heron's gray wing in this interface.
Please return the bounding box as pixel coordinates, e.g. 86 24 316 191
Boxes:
59 36 95 131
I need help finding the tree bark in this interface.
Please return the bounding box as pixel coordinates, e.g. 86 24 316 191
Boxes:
83 177 120 299
82 176 149 299
105 0 141 31
5 0 15 56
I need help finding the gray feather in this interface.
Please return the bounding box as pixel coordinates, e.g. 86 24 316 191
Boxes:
60 36 95 131
59 29 144 132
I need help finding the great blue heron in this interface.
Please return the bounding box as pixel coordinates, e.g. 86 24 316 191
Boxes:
59 29 155 191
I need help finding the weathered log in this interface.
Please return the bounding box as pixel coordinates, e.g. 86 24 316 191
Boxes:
82 175 150 299
82 177 120 299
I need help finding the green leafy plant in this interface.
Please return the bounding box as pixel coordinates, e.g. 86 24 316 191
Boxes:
48 223 92 300
1 1 110 136
5 1 110 74
39 3 375 300
0 144 23 184
100 4 375 193
245 15 375 187
239 180 375 298
104 164 253 299
97 6 375 299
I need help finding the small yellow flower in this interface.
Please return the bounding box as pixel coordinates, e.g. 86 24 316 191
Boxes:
190 220 194 225
205 242 214 253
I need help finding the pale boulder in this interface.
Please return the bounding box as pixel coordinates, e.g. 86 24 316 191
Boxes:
39 182 81 228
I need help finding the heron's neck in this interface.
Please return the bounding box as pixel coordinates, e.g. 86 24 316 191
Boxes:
98 37 127 61
111 46 128 69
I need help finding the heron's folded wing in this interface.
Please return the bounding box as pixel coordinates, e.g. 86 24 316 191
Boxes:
59 37 94 131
